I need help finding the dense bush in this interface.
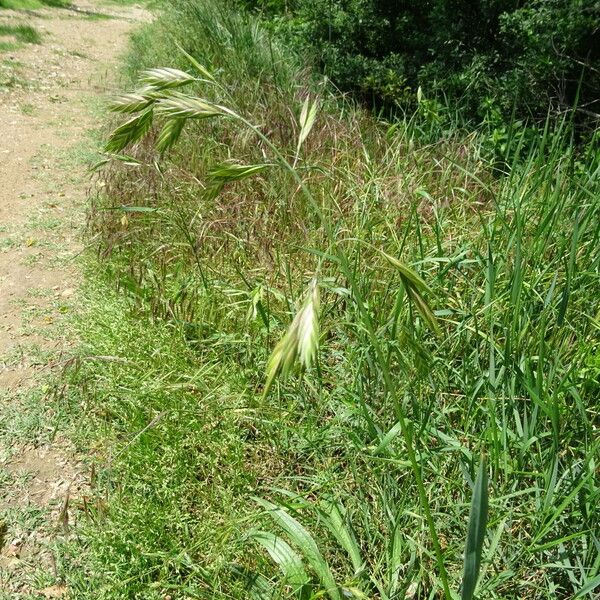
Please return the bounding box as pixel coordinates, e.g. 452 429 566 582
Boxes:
240 0 600 127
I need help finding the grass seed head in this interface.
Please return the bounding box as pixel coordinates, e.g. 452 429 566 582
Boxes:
263 278 320 398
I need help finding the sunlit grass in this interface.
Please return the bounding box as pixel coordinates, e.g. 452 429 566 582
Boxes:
60 0 600 598
0 0 70 9
0 23 41 50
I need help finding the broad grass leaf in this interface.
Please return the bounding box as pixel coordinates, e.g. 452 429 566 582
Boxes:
379 250 432 294
573 574 600 598
175 42 216 82
231 565 274 600
316 500 363 576
461 458 489 600
254 498 342 600
250 530 311 597
372 421 403 456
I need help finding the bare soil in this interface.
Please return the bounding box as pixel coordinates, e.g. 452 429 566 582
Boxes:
0 2 146 596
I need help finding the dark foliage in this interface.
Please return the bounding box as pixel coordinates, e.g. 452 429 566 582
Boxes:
239 0 600 127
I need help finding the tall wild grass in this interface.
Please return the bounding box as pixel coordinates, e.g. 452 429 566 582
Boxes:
65 0 599 598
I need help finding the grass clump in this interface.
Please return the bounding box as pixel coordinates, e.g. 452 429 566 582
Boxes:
62 0 600 598
61 277 256 599
0 23 41 50
0 58 25 88
0 23 40 43
0 0 70 9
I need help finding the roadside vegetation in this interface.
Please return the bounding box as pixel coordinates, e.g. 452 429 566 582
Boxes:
62 0 599 598
0 23 39 42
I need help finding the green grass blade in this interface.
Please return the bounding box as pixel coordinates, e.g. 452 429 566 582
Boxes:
175 42 216 81
250 530 311 596
231 565 274 600
317 500 364 576
461 457 489 600
254 498 342 600
573 574 600 598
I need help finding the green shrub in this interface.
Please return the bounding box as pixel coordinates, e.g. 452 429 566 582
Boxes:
240 0 600 128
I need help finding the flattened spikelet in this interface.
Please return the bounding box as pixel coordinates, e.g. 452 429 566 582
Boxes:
263 279 320 398
139 67 196 90
156 94 224 120
156 118 186 152
109 93 154 114
105 107 154 153
379 250 440 335
205 162 272 199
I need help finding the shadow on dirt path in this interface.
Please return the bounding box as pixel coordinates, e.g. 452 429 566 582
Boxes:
0 2 146 596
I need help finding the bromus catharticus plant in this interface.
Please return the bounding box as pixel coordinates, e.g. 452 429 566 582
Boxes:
78 1 600 597
105 63 458 597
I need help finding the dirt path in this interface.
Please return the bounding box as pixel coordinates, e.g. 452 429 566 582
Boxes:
0 2 146 596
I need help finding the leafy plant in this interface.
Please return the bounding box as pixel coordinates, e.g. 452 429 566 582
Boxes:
461 458 489 600
240 0 600 131
104 59 453 596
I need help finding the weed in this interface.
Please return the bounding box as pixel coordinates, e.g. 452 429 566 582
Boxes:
20 102 35 115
